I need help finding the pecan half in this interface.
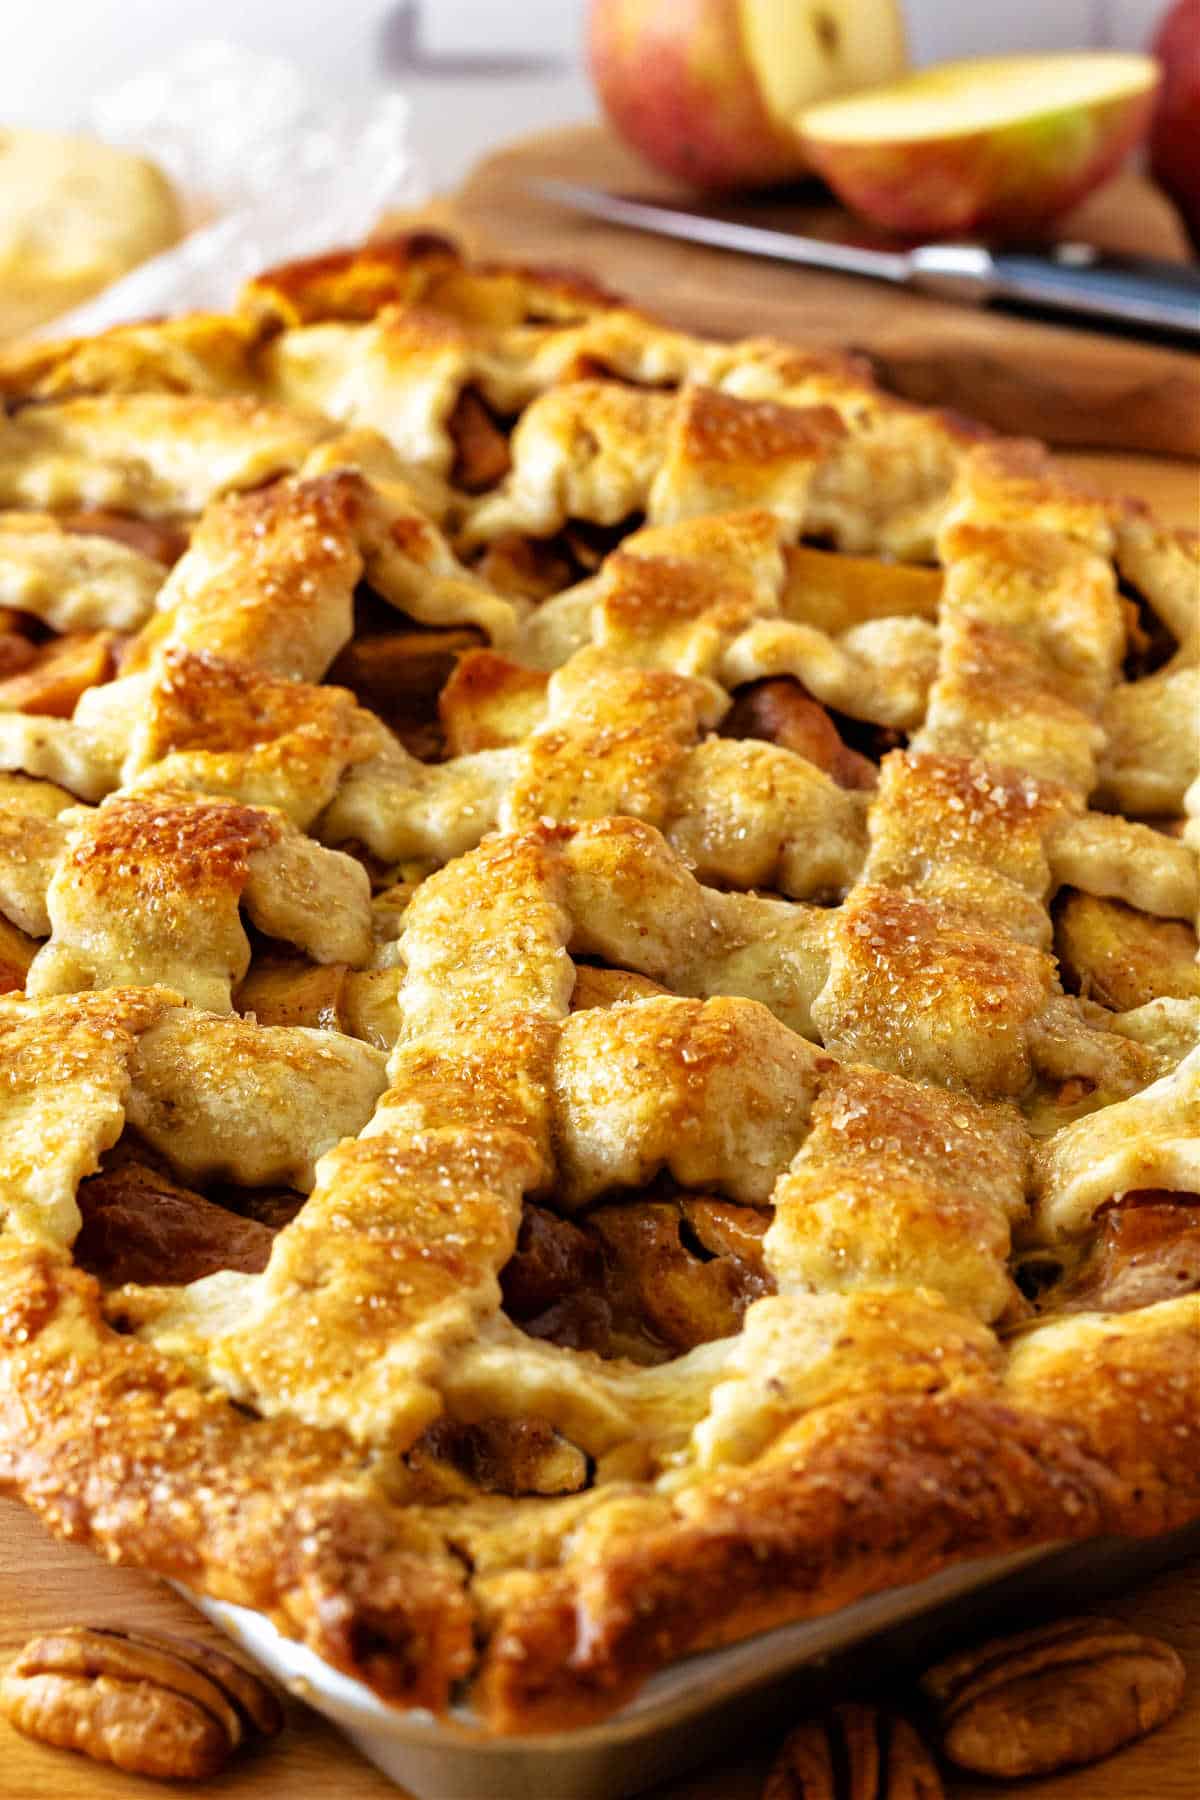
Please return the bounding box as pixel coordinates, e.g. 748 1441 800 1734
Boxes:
0 1625 282 1781
921 1615 1186 1777
764 1704 944 1799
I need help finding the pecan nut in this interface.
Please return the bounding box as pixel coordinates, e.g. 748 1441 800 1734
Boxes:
0 1625 283 1781
764 1703 944 1799
920 1614 1186 1778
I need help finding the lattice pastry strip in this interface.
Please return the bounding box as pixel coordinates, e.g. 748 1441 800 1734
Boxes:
0 773 76 937
1099 662 1199 816
458 378 945 564
1097 515 1199 815
0 460 518 807
117 650 383 827
0 395 336 518
142 466 516 675
1030 1045 1200 1243
74 794 1190 1726
766 1067 1028 1322
816 443 1194 1101
0 988 384 1246
128 1022 558 1445
863 752 1197 946
591 512 942 728
0 310 265 405
18 788 372 1012
324 645 870 901
0 511 168 635
1056 891 1200 1013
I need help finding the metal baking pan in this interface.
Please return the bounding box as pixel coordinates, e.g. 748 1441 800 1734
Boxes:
189 1523 1200 1799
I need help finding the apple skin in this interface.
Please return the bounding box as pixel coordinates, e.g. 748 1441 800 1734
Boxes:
800 88 1158 238
1149 0 1200 250
588 0 811 190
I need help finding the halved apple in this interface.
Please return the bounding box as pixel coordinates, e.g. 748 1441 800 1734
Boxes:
587 0 908 191
797 53 1160 237
1149 0 1200 250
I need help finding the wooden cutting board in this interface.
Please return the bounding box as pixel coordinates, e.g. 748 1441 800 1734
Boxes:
447 123 1200 458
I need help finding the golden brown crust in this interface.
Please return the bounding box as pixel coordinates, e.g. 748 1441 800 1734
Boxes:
237 232 465 326
475 1380 1167 1730
0 236 1196 1740
0 1247 474 1707
237 233 619 331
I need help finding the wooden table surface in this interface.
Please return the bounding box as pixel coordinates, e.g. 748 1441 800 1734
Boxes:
1 453 1196 1799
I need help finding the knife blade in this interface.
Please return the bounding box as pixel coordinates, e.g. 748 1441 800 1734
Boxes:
532 178 1200 341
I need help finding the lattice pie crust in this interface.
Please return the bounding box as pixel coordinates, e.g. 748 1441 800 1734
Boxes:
0 236 1196 1730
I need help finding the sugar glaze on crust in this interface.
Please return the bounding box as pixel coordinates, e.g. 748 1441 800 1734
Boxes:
0 235 1196 1732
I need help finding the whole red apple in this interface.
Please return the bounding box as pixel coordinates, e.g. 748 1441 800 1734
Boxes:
1150 0 1200 249
587 0 907 192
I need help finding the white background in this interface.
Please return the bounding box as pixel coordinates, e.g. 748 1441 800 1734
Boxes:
1 1 1168 188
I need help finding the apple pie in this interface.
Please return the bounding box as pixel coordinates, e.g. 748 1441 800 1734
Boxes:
0 234 1196 1731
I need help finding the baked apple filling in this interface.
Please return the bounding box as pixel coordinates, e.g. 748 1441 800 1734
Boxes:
1120 582 1178 682
0 911 38 995
234 948 398 1048
0 613 123 716
0 509 180 718
471 531 576 602
501 1191 774 1366
74 1143 304 1291
1018 1190 1200 1317
446 386 513 494
405 1416 590 1501
783 541 942 628
327 586 484 761
721 677 881 791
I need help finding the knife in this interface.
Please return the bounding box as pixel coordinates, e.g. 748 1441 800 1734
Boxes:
532 178 1200 341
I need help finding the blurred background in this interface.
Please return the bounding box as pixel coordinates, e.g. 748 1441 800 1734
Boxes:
1 0 1169 187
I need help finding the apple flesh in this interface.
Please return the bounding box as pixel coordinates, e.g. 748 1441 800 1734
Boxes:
797 53 1160 238
587 0 908 191
1149 0 1200 250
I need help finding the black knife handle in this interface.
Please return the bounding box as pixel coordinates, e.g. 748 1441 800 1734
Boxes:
990 245 1200 339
